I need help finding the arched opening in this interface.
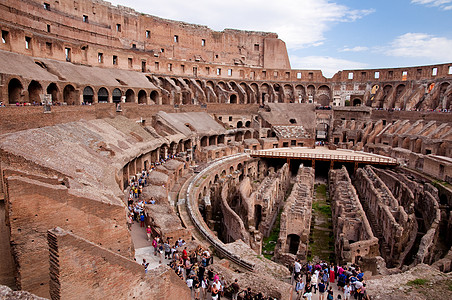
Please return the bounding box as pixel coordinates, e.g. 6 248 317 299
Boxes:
63 84 76 105
150 90 159 104
287 234 300 255
353 98 362 106
125 89 135 103
201 136 208 147
244 131 252 139
218 135 225 144
237 121 243 128
8 78 23 104
402 137 410 150
138 90 147 104
230 94 237 104
97 87 109 103
295 85 305 103
28 80 43 104
83 86 94 104
112 88 122 103
209 135 217 146
254 204 262 229
307 85 315 103
414 139 422 153
46 83 59 103
245 121 251 127
235 132 243 142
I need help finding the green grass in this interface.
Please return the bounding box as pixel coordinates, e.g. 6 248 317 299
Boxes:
312 202 331 216
262 208 283 260
308 184 335 262
407 279 429 286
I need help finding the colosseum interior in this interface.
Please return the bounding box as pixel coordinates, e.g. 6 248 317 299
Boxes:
0 0 451 299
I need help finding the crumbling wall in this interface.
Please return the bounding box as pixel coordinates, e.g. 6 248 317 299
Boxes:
4 173 132 298
354 166 417 268
220 180 250 244
329 166 379 264
48 228 190 300
275 164 314 263
249 163 291 237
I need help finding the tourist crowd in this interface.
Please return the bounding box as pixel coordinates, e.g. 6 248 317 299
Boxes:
292 260 369 300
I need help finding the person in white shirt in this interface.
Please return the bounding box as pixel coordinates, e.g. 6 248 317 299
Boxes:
343 282 352 300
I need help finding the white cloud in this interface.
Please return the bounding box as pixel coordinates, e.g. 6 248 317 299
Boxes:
341 46 369 52
108 0 374 50
384 33 452 62
289 55 368 78
411 0 452 9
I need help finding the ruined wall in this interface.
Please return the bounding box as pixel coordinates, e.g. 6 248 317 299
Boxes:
373 168 442 265
48 228 190 300
220 180 250 244
354 166 417 268
249 163 291 237
3 170 132 298
275 164 314 262
329 166 379 265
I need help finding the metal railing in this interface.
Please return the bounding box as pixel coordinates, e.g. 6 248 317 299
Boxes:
185 153 255 271
246 149 397 165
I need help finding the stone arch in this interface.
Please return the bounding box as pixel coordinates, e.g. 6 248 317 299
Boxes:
206 81 215 90
150 90 159 104
283 84 294 102
244 131 252 139
245 121 251 128
414 139 422 153
250 83 259 103
353 98 362 106
201 136 208 147
8 78 23 104
229 166 234 174
28 80 43 103
217 81 226 90
97 87 109 103
230 94 237 104
46 83 59 103
63 84 76 105
273 84 283 103
112 88 122 103
237 121 243 128
240 82 250 103
261 83 270 103
295 85 306 103
402 137 410 150
125 89 135 103
317 85 331 106
218 135 225 144
235 131 243 141
392 136 399 148
307 85 315 103
83 86 94 103
287 234 300 254
138 90 147 104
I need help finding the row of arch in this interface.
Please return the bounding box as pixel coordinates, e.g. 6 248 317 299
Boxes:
6 78 160 105
9 75 450 109
152 76 333 106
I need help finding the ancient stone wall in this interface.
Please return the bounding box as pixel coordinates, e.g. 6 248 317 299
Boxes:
373 168 442 265
354 166 417 268
3 171 132 298
329 166 379 265
275 164 314 262
48 227 190 300
249 163 291 237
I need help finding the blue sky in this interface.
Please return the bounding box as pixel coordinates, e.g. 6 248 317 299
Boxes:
108 0 452 77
